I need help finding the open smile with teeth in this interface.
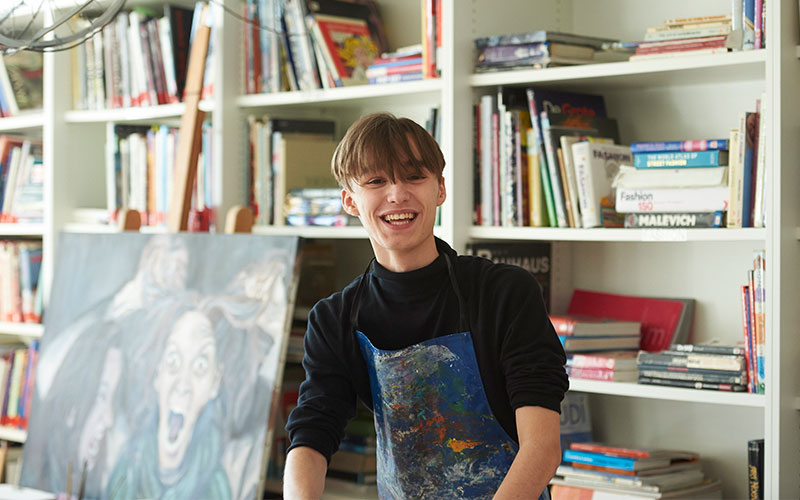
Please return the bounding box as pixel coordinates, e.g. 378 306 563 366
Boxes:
382 212 417 225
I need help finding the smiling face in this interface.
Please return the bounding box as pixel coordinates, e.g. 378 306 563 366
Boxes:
154 311 222 471
343 164 445 272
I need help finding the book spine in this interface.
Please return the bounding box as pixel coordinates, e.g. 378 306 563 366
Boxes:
615 186 729 213
628 47 730 60
569 442 651 458
643 25 731 42
624 211 724 228
753 250 766 393
638 376 747 391
635 39 727 55
569 354 631 370
630 139 728 154
365 63 422 78
638 34 728 48
637 351 745 371
539 112 568 227
747 439 764 500
479 95 494 226
669 343 746 355
369 58 423 69
562 450 636 471
567 366 629 381
633 150 727 168
367 72 423 85
477 43 548 65
741 284 756 392
638 368 747 385
636 363 746 377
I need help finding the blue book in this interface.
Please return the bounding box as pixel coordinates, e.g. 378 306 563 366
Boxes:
562 449 670 471
630 139 728 154
633 150 728 169
368 57 422 69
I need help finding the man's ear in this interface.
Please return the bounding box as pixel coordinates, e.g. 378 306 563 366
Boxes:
437 176 446 207
341 188 360 217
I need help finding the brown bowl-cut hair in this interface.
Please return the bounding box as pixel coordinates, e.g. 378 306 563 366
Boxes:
331 112 445 190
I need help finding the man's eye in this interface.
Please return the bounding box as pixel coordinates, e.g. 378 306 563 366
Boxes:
367 178 384 185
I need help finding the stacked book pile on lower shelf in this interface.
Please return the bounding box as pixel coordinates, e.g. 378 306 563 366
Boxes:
551 442 723 499
326 406 377 489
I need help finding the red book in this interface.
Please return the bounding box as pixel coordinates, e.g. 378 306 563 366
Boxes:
566 289 686 352
570 442 667 459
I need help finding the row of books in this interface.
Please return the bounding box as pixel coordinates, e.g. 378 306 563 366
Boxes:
551 441 722 499
0 136 44 224
105 123 216 231
0 241 43 325
740 250 767 394
0 51 43 117
0 342 39 431
242 0 400 93
73 3 211 111
245 116 337 226
474 86 624 228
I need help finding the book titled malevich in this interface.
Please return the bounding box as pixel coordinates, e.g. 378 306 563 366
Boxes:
615 186 729 213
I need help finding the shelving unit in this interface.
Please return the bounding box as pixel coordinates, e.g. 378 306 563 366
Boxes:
1 0 797 498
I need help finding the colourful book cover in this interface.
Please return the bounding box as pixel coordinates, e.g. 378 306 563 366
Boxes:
633 150 728 168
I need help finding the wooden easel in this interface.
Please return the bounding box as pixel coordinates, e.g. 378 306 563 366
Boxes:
118 3 253 235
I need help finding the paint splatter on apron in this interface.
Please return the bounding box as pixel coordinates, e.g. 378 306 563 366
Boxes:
351 254 550 499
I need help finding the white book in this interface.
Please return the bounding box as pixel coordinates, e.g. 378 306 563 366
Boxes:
158 16 179 102
726 127 741 227
559 136 584 228
753 91 768 227
613 165 728 189
615 185 729 213
571 141 632 228
479 94 495 226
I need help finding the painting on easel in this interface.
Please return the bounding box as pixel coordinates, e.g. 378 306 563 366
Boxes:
20 232 301 500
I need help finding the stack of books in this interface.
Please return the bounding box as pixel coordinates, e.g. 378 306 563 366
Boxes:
327 406 377 487
630 14 733 61
0 241 43 325
365 45 423 85
551 442 722 499
0 137 44 224
285 188 355 227
550 314 641 359
613 139 730 229
565 350 640 383
637 344 749 392
473 31 620 72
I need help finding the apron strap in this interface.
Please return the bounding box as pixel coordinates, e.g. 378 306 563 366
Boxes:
350 251 471 334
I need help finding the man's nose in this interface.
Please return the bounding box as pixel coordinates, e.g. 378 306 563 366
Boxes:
387 181 410 202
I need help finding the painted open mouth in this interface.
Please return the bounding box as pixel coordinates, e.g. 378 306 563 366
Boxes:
382 212 417 225
168 410 185 443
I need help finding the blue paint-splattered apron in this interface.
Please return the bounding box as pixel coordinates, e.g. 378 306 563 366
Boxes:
351 254 550 499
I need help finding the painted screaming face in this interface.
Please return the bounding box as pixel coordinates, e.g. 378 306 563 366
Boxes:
77 347 123 472
154 311 222 471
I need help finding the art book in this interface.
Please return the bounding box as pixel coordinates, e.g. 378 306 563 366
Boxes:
21 233 301 500
566 289 690 352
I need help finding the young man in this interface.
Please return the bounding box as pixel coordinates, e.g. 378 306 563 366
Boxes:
284 113 568 499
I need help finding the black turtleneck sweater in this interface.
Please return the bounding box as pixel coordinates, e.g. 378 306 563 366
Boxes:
286 238 568 462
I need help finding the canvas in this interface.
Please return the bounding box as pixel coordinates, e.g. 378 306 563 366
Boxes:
20 232 301 500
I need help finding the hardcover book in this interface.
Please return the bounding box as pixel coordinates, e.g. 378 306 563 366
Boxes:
549 314 641 337
570 141 631 228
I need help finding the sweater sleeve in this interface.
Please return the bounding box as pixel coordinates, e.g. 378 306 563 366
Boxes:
285 296 361 462
494 266 569 413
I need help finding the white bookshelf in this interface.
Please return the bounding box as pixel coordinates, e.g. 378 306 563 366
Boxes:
0 224 44 238
0 0 796 497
